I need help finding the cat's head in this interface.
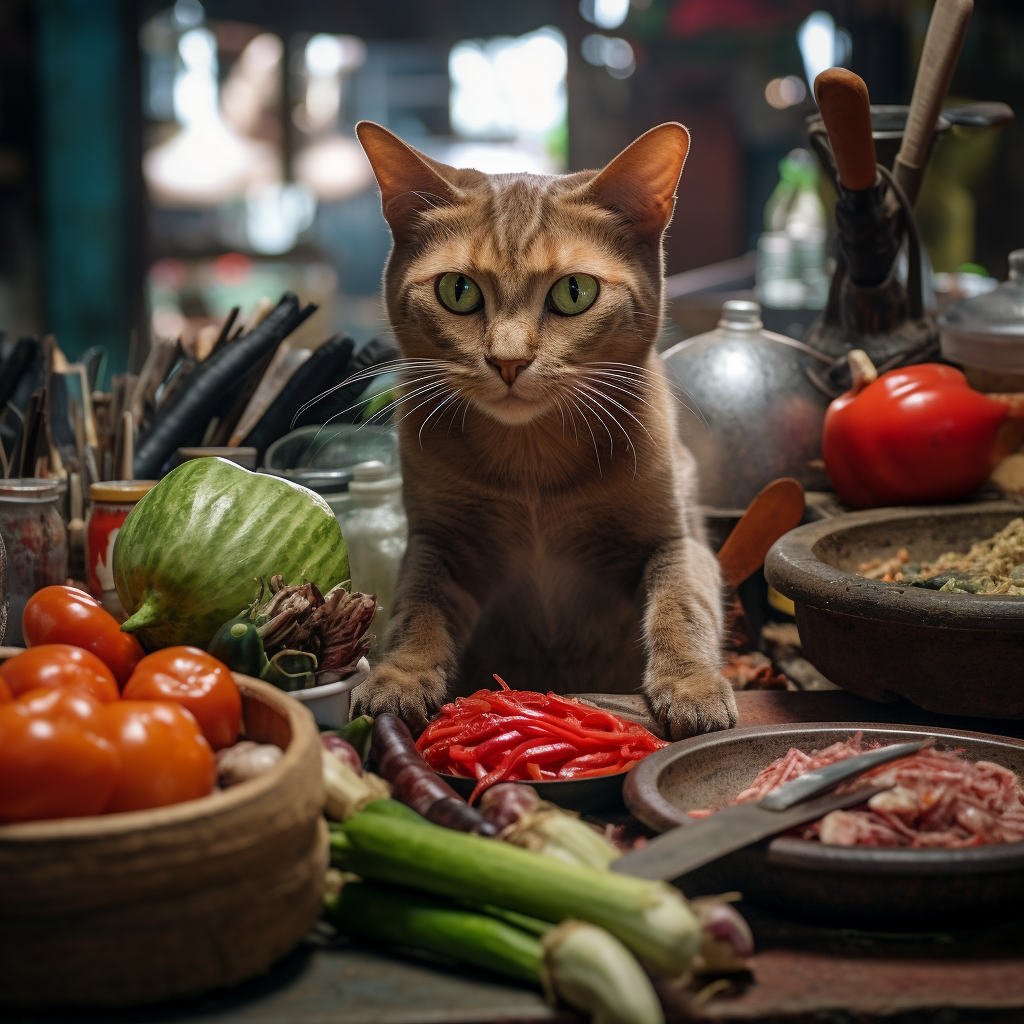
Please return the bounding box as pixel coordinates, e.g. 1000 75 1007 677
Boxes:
358 121 689 427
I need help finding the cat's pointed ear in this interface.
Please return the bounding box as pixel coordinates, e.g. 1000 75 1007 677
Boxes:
356 121 459 242
586 122 690 241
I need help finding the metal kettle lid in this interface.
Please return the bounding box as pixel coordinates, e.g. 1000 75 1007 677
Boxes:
717 299 763 332
938 249 1024 340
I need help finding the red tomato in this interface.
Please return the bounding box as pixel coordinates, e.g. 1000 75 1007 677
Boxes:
15 685 111 725
22 585 145 687
100 701 215 813
0 688 120 823
122 647 241 751
0 645 120 703
0 676 10 703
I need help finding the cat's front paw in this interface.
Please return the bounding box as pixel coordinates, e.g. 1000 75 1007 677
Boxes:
645 668 738 740
351 662 447 734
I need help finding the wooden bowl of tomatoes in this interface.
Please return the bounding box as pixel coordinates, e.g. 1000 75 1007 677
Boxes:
0 588 326 1009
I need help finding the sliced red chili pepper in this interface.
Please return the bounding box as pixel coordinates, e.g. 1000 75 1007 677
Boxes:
448 729 525 763
415 722 470 750
453 697 493 714
566 761 631 779
468 738 553 804
420 736 459 761
452 716 504 745
557 750 619 777
509 741 576 771
421 677 666 796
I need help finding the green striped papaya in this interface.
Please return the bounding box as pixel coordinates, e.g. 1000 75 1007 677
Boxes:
113 457 348 652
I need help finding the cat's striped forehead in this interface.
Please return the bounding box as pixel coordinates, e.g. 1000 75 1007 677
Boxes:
396 171 642 298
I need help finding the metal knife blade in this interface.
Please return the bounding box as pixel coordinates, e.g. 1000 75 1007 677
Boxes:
612 785 886 881
759 739 925 810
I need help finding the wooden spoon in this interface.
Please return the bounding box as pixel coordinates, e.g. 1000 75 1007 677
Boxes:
717 478 806 590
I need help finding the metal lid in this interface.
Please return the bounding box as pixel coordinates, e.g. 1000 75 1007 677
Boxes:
89 480 157 503
718 299 764 332
0 478 64 502
937 251 1024 342
258 468 353 496
349 460 401 496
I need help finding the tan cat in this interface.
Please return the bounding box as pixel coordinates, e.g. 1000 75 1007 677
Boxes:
350 120 737 740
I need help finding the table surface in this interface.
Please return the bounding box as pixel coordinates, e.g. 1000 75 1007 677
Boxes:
6 689 1024 1024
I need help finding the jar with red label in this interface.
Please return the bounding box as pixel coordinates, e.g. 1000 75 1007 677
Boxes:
87 481 156 614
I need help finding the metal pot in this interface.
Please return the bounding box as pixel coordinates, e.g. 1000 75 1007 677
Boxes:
662 300 831 510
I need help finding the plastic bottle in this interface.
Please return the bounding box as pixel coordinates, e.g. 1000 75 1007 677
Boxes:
757 149 828 309
339 461 408 656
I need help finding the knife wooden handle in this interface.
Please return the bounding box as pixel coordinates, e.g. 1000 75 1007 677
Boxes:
814 68 877 192
894 0 973 205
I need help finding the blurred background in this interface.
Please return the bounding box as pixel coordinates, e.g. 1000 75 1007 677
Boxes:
1 0 1022 377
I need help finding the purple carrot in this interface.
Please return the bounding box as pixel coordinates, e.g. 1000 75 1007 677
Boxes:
371 713 497 836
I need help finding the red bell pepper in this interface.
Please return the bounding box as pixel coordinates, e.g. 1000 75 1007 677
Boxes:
822 357 1024 508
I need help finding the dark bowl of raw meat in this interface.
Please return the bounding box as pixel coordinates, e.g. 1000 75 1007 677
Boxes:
624 723 1024 929
765 502 1024 718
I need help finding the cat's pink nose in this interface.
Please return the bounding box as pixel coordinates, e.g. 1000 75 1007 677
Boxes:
488 358 533 386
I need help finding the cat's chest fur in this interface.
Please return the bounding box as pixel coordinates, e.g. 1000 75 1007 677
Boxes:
402 433 680 696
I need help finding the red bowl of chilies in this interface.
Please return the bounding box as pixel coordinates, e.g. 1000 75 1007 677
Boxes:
416 676 668 811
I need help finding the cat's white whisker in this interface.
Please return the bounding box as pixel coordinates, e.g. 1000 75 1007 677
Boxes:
558 390 580 445
571 385 616 459
575 383 641 477
566 391 604 475
587 362 711 433
552 395 567 440
364 379 450 428
298 359 450 420
341 371 445 416
419 389 464 446
296 368 445 460
386 384 454 431
578 378 654 455
447 394 470 436
583 363 668 394
582 371 660 411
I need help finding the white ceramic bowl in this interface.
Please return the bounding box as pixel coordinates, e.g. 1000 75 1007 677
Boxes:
287 658 370 728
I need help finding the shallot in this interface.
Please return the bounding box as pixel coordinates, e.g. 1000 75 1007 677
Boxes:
216 741 282 787
322 734 363 775
480 783 619 868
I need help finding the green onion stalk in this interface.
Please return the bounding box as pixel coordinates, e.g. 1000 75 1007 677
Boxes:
326 880 664 1024
329 803 702 977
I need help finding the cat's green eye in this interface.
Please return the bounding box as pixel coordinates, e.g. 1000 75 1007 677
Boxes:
436 273 484 315
548 274 599 316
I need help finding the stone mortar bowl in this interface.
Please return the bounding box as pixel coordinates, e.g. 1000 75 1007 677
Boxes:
624 723 1024 928
765 502 1024 718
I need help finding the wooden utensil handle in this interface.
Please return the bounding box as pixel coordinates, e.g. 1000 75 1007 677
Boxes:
894 0 973 204
814 68 877 192
717 478 806 591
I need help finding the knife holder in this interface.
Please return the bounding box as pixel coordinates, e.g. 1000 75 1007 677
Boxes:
804 109 942 397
